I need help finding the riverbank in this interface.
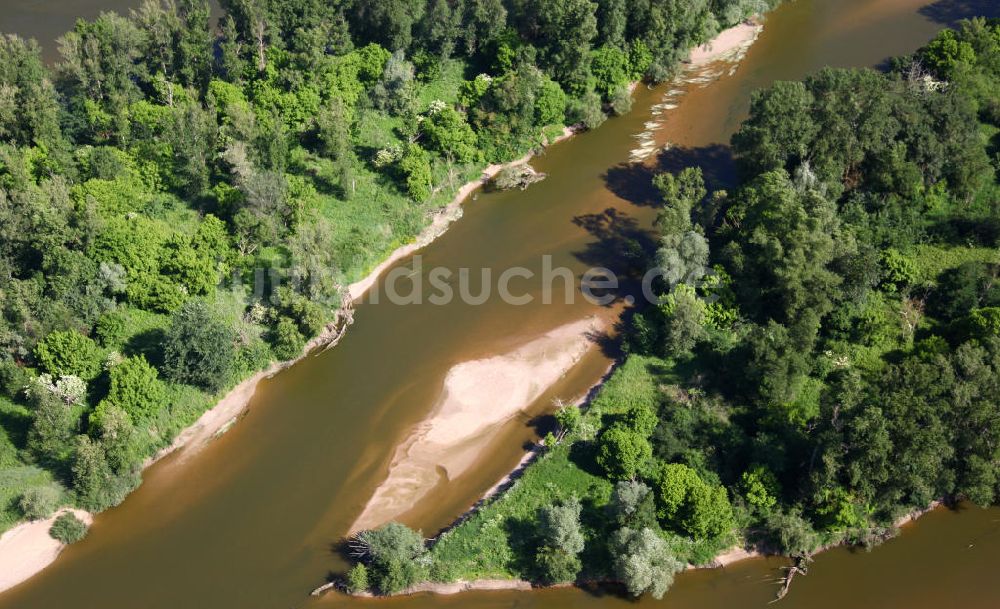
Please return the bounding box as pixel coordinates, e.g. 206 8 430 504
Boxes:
0 17 764 594
348 125 577 302
331 500 948 599
346 16 767 537
0 121 581 597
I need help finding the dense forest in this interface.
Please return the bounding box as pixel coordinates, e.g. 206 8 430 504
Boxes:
0 0 777 539
346 18 1000 599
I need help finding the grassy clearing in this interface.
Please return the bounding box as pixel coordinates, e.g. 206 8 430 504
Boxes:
910 243 1000 284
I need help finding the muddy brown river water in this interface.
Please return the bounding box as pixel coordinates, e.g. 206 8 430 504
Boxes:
2 1 999 608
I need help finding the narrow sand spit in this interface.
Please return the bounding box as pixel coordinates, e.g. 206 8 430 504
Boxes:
630 21 763 162
0 509 92 592
688 21 763 66
349 317 602 533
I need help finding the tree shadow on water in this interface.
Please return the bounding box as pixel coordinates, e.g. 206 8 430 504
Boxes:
571 208 656 272
603 144 738 209
653 144 738 193
918 0 1000 27
604 163 660 207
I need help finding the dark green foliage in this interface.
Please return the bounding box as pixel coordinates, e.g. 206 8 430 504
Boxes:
2 0 765 539
163 301 236 392
48 512 88 544
25 388 79 469
415 18 1000 596
270 317 306 361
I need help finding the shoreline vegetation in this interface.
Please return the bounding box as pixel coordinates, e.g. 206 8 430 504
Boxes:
333 15 1000 603
347 17 767 538
0 116 580 597
317 501 944 599
1 0 782 593
4 0 776 585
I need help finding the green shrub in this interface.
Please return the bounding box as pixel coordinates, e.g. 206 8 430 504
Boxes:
18 484 63 520
346 563 370 594
49 512 88 544
34 331 102 380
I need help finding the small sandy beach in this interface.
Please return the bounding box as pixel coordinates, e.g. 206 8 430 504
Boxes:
0 509 92 593
688 21 764 66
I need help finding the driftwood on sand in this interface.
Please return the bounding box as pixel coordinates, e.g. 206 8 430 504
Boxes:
492 163 547 190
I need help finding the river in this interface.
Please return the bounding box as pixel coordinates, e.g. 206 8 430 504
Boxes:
1 0 998 608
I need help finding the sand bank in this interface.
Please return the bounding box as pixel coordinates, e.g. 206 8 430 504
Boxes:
0 509 92 593
688 21 763 66
349 316 602 533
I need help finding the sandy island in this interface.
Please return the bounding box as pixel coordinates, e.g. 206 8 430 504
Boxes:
349 317 602 533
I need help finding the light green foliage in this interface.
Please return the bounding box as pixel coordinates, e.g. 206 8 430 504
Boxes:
596 424 653 480
535 79 568 126
48 512 88 544
923 28 977 74
346 562 369 594
610 527 683 599
398 144 433 201
0 464 61 534
591 45 631 98
430 442 610 581
421 106 479 163
967 307 1000 337
18 483 63 520
656 463 735 539
34 331 102 380
535 497 584 583
555 404 582 435
98 356 167 423
739 465 779 514
813 488 867 532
